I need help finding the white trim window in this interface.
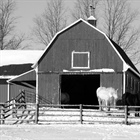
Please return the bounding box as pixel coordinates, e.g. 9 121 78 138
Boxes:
71 51 90 69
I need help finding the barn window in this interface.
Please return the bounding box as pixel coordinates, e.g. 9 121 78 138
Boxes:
126 74 129 87
71 51 90 69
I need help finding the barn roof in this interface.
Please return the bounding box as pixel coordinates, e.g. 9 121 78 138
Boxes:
0 50 43 67
7 69 36 89
0 50 43 79
0 64 33 78
32 18 139 76
109 39 139 74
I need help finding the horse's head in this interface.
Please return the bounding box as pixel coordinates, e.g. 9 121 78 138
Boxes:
108 88 118 100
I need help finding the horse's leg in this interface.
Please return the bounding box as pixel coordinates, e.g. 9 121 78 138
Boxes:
106 100 110 111
104 100 108 111
135 98 140 117
112 97 116 109
98 98 102 111
138 107 140 117
135 105 140 117
138 108 140 117
102 100 106 111
114 98 116 108
108 101 110 111
135 108 138 117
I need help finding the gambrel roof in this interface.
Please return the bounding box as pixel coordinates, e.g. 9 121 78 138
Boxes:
0 64 33 77
110 39 139 74
0 50 43 67
32 18 139 76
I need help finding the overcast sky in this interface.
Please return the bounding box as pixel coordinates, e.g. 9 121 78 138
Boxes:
15 0 140 35
15 0 74 34
13 0 140 51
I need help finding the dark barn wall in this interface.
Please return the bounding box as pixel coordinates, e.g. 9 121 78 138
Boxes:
38 73 59 104
0 79 8 102
125 70 140 96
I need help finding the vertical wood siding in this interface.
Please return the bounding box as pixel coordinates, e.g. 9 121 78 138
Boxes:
38 73 59 104
0 79 8 102
38 21 123 73
125 70 140 95
9 84 35 100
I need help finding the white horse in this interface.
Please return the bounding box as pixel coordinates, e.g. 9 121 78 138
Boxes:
96 87 118 111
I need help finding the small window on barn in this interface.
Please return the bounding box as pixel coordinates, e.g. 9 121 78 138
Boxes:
126 74 129 87
71 51 90 69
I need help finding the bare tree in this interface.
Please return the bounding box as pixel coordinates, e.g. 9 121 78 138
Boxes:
0 0 26 50
102 0 140 65
5 33 27 49
33 0 67 46
71 0 100 21
72 0 140 65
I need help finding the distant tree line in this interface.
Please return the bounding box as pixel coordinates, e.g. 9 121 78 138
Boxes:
0 0 27 50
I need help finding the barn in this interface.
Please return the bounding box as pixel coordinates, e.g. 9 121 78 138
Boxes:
8 16 140 106
0 50 42 102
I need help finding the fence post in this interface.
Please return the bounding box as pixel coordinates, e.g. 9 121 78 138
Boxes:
124 105 128 125
12 100 17 118
22 90 26 108
0 105 5 124
22 90 25 103
0 105 2 124
80 104 83 124
35 103 39 124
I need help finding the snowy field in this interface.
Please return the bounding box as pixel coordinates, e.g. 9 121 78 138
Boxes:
0 124 140 140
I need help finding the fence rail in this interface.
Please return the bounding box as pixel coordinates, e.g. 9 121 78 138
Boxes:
0 103 140 125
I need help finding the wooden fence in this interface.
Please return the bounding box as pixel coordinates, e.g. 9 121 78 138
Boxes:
0 103 140 125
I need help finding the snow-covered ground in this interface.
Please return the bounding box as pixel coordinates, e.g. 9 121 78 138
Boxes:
0 124 140 140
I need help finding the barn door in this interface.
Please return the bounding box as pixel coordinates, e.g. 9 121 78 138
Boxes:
38 73 60 104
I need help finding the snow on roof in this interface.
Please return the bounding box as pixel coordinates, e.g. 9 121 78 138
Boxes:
63 69 115 73
88 15 96 20
0 50 43 67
